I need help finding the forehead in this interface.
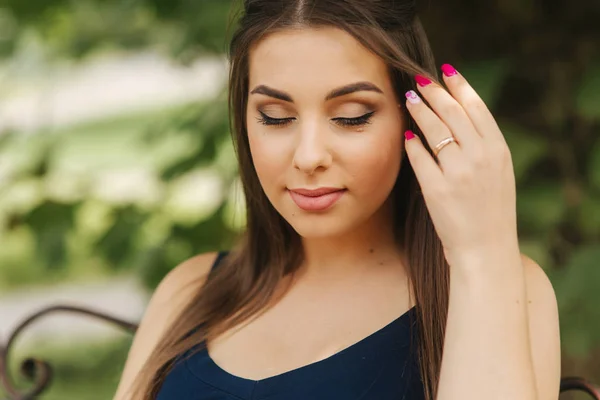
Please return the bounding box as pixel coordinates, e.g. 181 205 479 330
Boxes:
248 27 390 97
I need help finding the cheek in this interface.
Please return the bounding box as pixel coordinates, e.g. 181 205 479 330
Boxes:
248 129 288 188
344 131 403 195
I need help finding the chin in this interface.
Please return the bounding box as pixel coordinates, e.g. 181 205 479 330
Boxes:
282 208 367 239
289 220 345 239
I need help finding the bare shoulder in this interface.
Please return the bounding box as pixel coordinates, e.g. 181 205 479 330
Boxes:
154 252 220 304
519 253 561 399
141 251 220 329
520 253 559 317
113 251 220 400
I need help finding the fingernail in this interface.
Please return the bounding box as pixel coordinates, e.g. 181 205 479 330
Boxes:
405 90 421 104
441 64 458 77
405 130 415 140
415 75 432 87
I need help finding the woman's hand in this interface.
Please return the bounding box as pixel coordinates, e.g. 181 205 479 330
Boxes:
404 64 520 269
404 65 555 400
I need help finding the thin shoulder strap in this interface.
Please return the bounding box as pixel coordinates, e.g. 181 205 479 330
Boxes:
210 250 229 274
177 251 229 344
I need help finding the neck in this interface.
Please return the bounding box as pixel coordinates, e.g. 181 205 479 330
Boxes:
297 198 406 282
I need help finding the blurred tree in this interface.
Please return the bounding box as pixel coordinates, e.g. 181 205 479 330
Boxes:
0 0 238 60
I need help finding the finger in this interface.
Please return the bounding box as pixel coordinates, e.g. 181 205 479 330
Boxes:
404 130 445 189
439 64 504 142
405 90 461 169
413 74 481 154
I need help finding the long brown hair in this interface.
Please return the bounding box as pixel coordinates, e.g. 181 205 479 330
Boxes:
130 1 449 399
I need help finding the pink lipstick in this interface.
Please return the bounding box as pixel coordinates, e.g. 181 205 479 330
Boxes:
288 187 346 211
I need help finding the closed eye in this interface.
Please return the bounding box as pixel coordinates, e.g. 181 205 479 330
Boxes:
332 111 375 127
256 111 375 128
256 111 294 126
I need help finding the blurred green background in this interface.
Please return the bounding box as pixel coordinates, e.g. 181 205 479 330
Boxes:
0 0 598 399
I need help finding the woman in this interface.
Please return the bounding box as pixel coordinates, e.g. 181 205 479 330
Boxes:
114 0 561 399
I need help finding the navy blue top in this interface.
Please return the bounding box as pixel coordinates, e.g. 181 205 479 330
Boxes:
156 252 425 400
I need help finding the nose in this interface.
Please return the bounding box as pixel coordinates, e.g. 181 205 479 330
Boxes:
292 125 332 175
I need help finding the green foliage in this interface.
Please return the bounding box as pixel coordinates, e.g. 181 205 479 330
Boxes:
576 63 600 121
590 139 600 192
23 201 76 270
555 245 600 357
501 122 549 182
95 205 148 270
0 0 241 61
0 98 241 291
458 59 510 106
517 182 566 235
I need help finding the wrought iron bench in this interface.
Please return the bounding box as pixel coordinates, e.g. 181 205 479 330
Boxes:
1 305 598 399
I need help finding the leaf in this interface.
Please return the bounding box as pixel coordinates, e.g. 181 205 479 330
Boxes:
136 244 170 289
589 139 600 191
577 192 600 237
459 59 510 107
561 327 594 359
575 63 600 120
517 182 566 234
0 129 15 149
518 238 552 270
159 97 229 180
137 204 237 289
22 201 76 270
95 206 148 270
161 153 203 181
500 121 549 182
554 245 600 357
171 203 237 253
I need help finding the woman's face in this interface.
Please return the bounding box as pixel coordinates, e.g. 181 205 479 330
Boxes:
246 27 406 238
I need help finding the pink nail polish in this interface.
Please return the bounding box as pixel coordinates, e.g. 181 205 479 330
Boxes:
415 75 432 87
405 130 415 140
405 90 420 104
441 64 458 77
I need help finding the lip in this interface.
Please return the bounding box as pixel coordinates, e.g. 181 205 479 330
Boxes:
288 187 346 211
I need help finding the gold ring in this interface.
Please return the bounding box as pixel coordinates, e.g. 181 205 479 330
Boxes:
433 136 457 157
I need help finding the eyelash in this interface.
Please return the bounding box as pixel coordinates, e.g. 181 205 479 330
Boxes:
256 111 375 128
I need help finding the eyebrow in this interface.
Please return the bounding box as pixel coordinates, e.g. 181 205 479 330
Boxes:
249 81 384 103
